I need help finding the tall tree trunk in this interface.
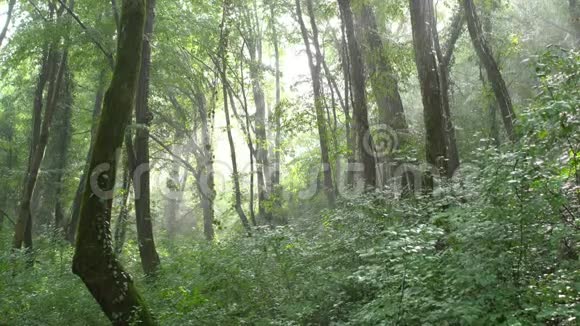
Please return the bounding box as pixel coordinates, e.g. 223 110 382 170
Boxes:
245 1 270 222
357 4 408 132
338 0 377 188
409 0 454 179
433 9 462 176
13 46 68 250
238 62 257 226
270 3 282 190
295 0 336 205
72 0 155 323
43 66 73 231
0 0 16 47
132 0 160 276
221 2 251 233
336 26 355 187
67 68 106 243
463 0 516 141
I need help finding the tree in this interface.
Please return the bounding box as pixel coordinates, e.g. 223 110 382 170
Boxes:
296 0 336 205
409 0 458 179
337 0 377 188
463 0 517 141
356 3 408 132
72 0 156 323
132 0 160 276
221 0 252 233
13 44 68 251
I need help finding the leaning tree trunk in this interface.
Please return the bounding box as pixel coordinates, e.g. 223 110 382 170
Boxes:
338 0 377 188
463 0 516 141
13 46 67 250
0 0 16 47
132 0 160 276
296 0 336 205
409 0 454 179
71 0 156 324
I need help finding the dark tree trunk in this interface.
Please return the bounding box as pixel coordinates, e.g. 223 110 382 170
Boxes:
42 66 73 232
13 47 68 250
357 4 408 132
296 0 336 205
0 0 16 47
72 0 155 323
409 0 454 178
67 68 106 243
433 9 463 176
463 0 516 141
338 0 377 188
132 0 160 276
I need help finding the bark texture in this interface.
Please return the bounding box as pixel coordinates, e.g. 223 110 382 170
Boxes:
72 0 155 324
357 4 408 132
409 0 455 178
338 0 377 188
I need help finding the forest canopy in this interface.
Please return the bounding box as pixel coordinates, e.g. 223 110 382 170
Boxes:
0 0 578 324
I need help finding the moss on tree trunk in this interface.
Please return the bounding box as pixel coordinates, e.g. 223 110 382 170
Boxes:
71 0 156 324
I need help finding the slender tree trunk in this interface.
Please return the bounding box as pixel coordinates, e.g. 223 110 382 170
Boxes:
244 2 270 222
44 67 73 231
463 0 516 141
221 2 251 233
336 27 355 187
0 0 16 47
238 62 257 226
433 9 462 176
67 68 106 243
357 4 408 132
338 0 377 188
132 0 160 276
270 3 282 190
409 0 453 179
72 1 155 323
295 0 336 205
13 47 68 250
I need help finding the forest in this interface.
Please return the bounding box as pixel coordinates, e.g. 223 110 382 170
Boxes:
0 0 578 324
